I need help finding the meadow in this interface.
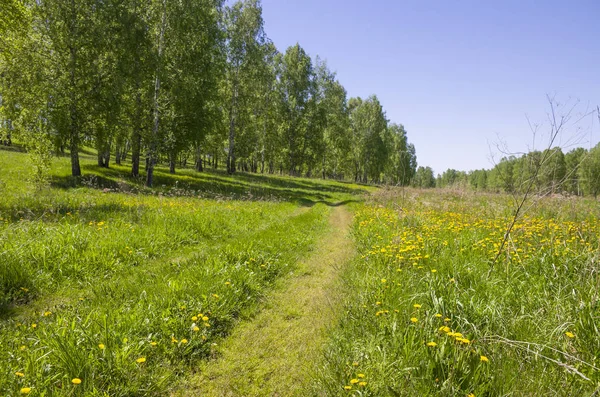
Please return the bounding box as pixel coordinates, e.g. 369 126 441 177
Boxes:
1 146 600 396
0 146 367 396
316 188 600 396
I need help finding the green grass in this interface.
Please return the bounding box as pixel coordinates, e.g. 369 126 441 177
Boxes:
315 188 600 396
0 146 370 396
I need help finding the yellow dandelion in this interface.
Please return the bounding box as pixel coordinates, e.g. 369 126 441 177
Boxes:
344 385 352 390
181 339 188 344
435 313 442 318
72 378 82 385
359 381 367 386
352 361 359 366
192 316 198 321
357 373 365 378
444 318 451 322
410 317 418 323
193 326 200 332
480 355 489 362
413 304 422 309
350 378 359 384
31 324 37 329
136 357 146 363
202 316 209 322
15 372 25 377
426 341 438 347
98 343 105 349
565 331 575 338
150 341 157 346
20 387 32 394
43 311 52 316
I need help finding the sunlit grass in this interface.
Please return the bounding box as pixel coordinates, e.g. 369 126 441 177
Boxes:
316 188 600 396
0 147 369 395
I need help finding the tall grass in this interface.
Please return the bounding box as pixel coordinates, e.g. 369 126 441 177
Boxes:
316 189 600 396
0 147 369 395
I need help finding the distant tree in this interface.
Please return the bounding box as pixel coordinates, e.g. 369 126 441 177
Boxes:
579 143 600 198
413 166 436 188
564 147 587 195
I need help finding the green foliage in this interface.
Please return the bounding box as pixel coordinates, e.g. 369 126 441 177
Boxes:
0 148 369 395
316 189 600 395
579 142 600 198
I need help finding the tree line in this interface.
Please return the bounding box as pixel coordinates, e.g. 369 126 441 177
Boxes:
433 144 600 198
0 0 417 186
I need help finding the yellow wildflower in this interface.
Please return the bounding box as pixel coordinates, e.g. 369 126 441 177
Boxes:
480 355 489 362
20 387 32 394
426 341 438 347
565 331 575 338
72 378 82 385
136 357 146 363
410 317 418 323
15 372 25 377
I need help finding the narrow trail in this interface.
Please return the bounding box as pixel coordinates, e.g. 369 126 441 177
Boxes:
183 205 355 396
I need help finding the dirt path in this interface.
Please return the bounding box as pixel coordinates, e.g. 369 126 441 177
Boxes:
182 205 355 396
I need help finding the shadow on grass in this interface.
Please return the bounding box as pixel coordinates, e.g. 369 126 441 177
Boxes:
48 163 370 206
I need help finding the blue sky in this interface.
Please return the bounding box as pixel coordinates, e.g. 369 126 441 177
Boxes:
260 0 600 175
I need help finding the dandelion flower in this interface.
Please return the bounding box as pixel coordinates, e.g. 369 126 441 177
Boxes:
444 318 451 322
352 361 359 366
136 357 146 363
31 324 37 329
181 339 188 344
410 317 418 323
150 341 157 346
15 372 25 377
344 385 352 390
193 326 200 332
202 316 209 322
72 378 82 385
565 331 575 338
192 316 198 321
426 341 437 347
359 381 367 386
381 278 386 283
350 378 359 384
435 313 442 318
480 355 489 362
98 343 105 349
413 304 422 309
357 373 365 378
20 387 32 394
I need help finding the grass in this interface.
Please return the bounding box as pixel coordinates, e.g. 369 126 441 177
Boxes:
3 144 600 396
0 146 370 396
315 188 600 396
181 205 356 396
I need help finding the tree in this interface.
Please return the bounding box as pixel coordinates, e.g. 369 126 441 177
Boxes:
276 44 314 175
564 147 586 195
223 0 267 174
579 143 600 198
413 166 436 188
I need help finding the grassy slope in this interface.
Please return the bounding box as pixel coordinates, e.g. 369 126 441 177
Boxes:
316 188 600 396
0 147 371 396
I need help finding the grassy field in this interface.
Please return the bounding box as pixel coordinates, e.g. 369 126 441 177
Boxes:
0 147 368 396
316 188 600 396
2 147 600 396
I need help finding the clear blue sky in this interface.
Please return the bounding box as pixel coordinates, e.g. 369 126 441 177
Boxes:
260 0 600 175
